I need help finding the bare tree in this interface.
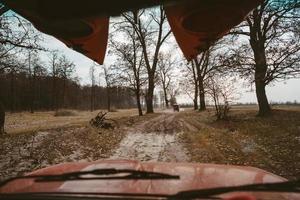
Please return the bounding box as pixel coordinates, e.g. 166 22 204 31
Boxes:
226 0 300 116
89 64 96 112
157 52 175 108
192 42 224 111
122 7 171 113
57 55 75 108
102 65 114 112
26 50 42 113
207 76 238 120
168 82 180 107
48 51 59 110
2 56 24 113
0 13 43 54
110 26 146 116
180 61 199 110
0 11 44 121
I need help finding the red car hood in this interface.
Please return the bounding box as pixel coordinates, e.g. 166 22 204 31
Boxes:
0 160 298 199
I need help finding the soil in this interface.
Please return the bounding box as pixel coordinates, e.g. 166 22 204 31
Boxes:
1 108 299 181
0 111 188 181
111 113 189 162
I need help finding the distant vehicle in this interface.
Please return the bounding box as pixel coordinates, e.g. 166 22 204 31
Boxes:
173 104 180 112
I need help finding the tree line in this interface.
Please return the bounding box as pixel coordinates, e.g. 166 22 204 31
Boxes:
180 0 300 117
0 48 137 112
1 0 300 124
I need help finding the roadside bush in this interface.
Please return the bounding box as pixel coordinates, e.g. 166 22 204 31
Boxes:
215 101 230 120
90 111 115 129
207 76 237 120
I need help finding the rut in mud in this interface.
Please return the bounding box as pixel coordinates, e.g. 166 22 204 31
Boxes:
110 113 189 162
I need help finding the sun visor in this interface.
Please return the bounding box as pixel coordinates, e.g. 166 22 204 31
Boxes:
57 18 109 65
3 1 109 64
29 16 109 65
165 0 262 60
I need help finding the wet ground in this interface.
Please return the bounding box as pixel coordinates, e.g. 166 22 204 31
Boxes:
0 111 188 181
1 108 299 181
111 113 189 162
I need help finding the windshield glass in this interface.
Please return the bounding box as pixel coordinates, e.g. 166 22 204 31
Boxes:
0 0 299 199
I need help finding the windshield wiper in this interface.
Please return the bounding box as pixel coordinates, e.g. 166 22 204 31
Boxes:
1 180 299 200
2 171 299 199
169 179 300 199
0 168 180 187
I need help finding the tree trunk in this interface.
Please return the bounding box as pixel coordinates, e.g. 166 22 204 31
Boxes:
29 78 34 113
90 85 95 112
255 75 271 116
51 76 56 110
194 81 199 110
28 52 34 114
62 78 66 108
0 101 5 134
107 87 111 112
10 71 15 113
135 89 143 116
146 76 154 114
199 78 206 111
251 37 271 116
163 87 169 108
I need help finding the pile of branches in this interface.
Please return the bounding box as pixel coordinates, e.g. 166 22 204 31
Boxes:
89 111 115 129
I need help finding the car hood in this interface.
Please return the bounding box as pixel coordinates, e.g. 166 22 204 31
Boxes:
0 160 298 199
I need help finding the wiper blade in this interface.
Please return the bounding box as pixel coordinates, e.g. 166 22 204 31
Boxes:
0 168 180 187
169 179 300 199
0 191 220 200
1 180 299 200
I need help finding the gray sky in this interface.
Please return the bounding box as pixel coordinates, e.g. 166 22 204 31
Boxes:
41 30 300 104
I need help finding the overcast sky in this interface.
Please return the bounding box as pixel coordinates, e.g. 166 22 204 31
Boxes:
40 28 300 104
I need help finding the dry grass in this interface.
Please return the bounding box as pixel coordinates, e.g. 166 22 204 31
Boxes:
54 110 77 117
179 106 300 180
4 109 138 135
2 106 299 181
0 111 159 181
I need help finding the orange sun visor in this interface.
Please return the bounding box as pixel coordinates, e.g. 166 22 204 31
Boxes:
3 0 262 64
2 1 109 64
165 0 263 60
29 15 109 65
57 18 109 65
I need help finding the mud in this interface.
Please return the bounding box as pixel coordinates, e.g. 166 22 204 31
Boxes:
111 112 189 162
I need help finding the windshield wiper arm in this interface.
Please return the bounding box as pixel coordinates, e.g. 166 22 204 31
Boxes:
0 168 180 187
1 180 299 200
169 179 300 199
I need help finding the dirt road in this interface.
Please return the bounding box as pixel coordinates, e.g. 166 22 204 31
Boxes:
0 111 189 181
2 108 298 181
110 112 189 162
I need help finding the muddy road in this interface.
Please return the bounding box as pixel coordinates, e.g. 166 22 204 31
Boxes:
1 108 299 181
0 111 188 181
110 113 189 162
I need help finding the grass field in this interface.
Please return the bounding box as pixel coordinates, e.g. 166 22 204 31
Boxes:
4 109 138 134
1 106 299 181
179 106 300 180
0 109 159 180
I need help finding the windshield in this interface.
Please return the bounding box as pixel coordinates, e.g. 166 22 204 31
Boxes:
0 0 299 199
